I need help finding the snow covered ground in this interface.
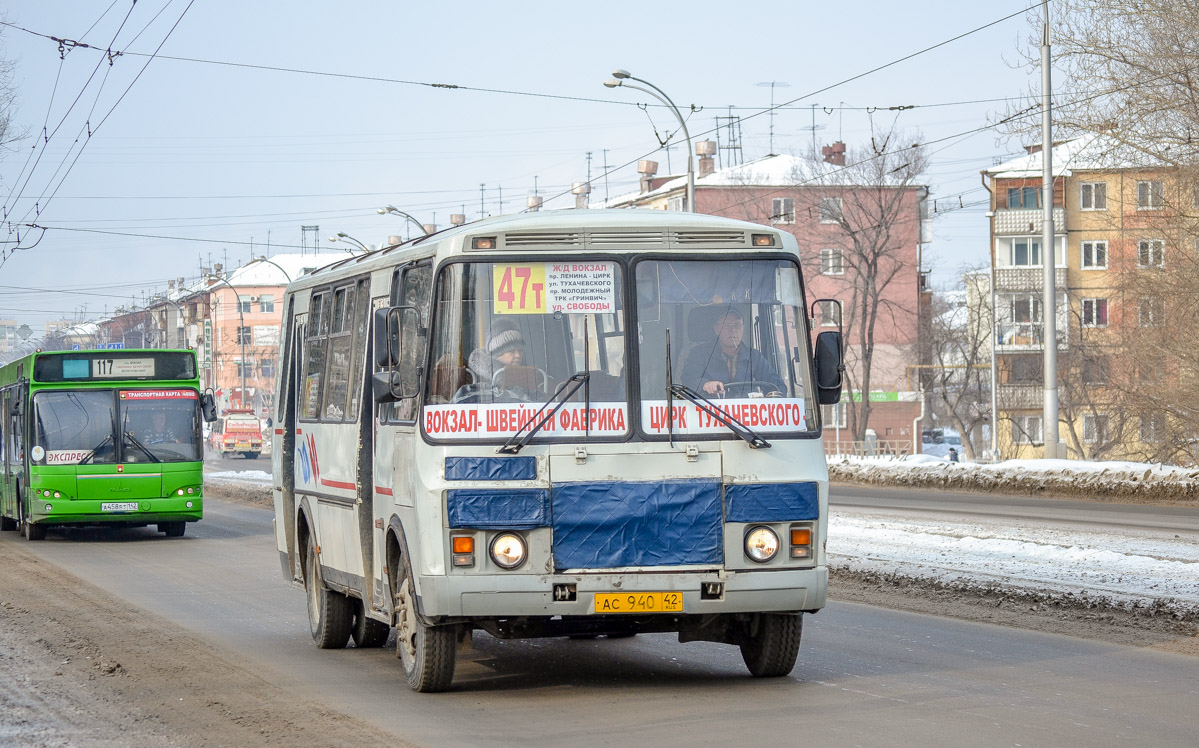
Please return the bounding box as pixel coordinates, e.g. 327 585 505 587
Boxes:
208 460 1199 615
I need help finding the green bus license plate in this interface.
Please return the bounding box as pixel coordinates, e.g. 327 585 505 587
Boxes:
594 592 683 614
102 502 139 512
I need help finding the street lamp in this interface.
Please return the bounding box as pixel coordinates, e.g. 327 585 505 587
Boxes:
206 275 249 413
251 256 293 283
377 205 432 236
604 69 694 212
328 232 369 254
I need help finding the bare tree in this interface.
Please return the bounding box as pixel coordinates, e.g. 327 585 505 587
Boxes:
794 125 929 442
925 275 992 460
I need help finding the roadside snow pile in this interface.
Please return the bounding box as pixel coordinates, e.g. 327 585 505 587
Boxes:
829 454 1199 502
828 508 1199 618
205 470 272 504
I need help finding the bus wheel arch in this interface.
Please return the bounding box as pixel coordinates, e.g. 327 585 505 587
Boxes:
386 517 456 692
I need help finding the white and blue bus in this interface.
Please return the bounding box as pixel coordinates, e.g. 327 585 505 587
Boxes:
272 210 843 691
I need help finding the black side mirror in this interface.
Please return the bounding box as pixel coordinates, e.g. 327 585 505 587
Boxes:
373 307 400 369
372 306 422 404
200 390 218 422
813 331 844 406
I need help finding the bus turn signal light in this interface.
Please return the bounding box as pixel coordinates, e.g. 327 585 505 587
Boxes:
752 233 775 247
791 526 813 559
452 535 475 567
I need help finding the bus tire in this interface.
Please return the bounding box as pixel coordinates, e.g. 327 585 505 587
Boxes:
1 515 16 531
739 613 802 678
393 555 456 692
23 520 46 541
304 534 352 649
246 452 260 460
351 599 391 648
160 522 186 538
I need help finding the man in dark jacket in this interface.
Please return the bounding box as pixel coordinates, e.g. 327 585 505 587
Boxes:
681 308 785 396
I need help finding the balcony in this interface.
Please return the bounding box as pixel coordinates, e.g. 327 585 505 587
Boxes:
993 207 1065 236
997 383 1044 410
995 266 1068 292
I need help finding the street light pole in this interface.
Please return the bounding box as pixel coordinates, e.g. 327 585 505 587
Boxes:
328 232 370 254
206 276 248 412
377 205 432 236
1040 0 1060 459
604 69 695 212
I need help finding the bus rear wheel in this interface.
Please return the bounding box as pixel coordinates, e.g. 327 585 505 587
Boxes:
1 515 16 531
304 534 352 648
739 613 802 678
393 555 456 692
351 599 391 648
159 522 186 537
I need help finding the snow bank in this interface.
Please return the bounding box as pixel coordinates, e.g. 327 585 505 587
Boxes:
829 455 1199 503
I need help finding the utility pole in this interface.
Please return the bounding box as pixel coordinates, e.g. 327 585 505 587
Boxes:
1040 0 1060 459
479 184 486 218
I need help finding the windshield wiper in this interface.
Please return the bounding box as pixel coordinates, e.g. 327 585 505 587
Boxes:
78 433 113 465
497 372 589 455
123 431 162 463
667 382 772 449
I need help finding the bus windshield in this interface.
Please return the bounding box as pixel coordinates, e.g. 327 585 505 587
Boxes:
32 389 202 465
425 260 629 440
635 258 817 438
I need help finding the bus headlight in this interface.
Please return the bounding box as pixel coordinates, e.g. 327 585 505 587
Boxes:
744 526 779 563
489 533 526 569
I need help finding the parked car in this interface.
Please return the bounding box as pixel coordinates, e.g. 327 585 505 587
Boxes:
209 410 263 459
921 427 962 459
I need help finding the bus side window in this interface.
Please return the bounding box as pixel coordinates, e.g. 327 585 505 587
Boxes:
302 294 329 420
345 277 372 419
393 263 432 421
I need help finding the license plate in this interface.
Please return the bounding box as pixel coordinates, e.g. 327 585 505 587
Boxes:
102 502 139 512
594 591 683 614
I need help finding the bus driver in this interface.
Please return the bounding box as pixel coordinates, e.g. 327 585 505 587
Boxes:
681 308 785 397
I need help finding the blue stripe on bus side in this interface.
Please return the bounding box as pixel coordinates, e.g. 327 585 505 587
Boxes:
724 482 819 523
444 456 537 481
446 489 550 529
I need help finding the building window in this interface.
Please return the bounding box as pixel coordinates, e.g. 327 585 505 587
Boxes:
667 195 687 212
1083 413 1110 444
1006 186 1039 209
259 294 275 313
1137 180 1164 209
1011 239 1041 266
238 296 253 314
1013 415 1043 444
235 359 255 379
259 359 275 379
1138 297 1163 326
1138 239 1164 268
818 197 842 224
1081 356 1107 385
1080 182 1107 210
821 403 847 429
771 197 794 224
816 300 841 327
1081 240 1107 269
1010 354 1042 383
1081 298 1108 327
236 326 251 345
820 248 844 275
1012 296 1042 325
1140 413 1165 442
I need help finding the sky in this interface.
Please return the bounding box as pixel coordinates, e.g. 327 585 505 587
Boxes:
211 454 1199 614
0 1 1049 337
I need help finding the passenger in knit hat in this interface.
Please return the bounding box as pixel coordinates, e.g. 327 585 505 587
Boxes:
467 320 526 384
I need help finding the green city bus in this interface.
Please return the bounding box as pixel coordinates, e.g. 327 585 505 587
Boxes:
0 349 216 540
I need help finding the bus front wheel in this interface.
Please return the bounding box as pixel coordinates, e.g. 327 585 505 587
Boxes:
739 613 802 678
393 555 456 692
304 534 352 649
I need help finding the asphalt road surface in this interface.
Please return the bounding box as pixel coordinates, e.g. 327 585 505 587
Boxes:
5 495 1197 747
